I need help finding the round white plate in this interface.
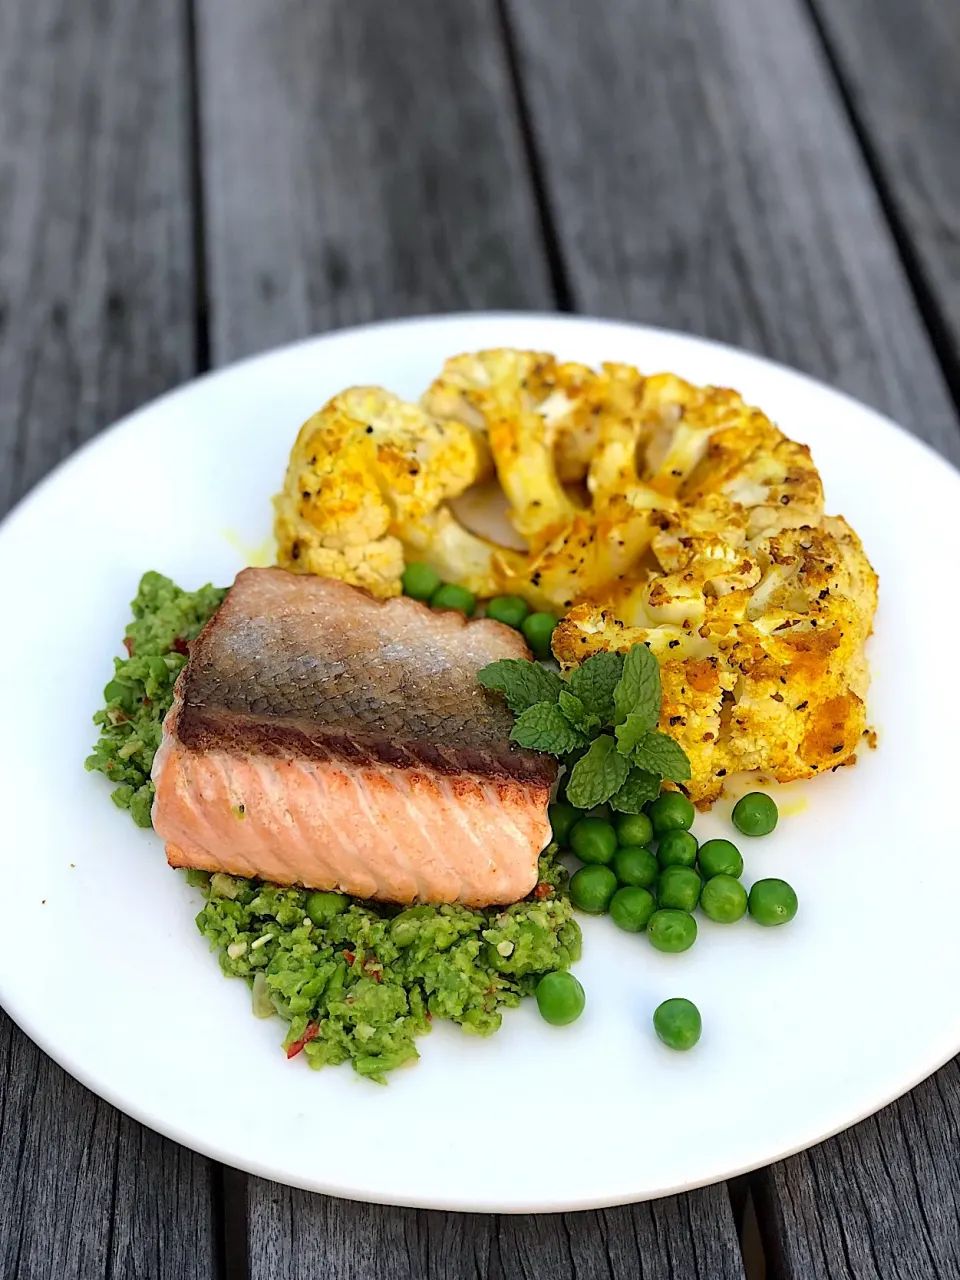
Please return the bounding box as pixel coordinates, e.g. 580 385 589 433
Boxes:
1 313 958 1213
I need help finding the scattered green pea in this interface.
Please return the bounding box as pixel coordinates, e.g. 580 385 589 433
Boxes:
653 998 702 1050
569 865 618 914
700 874 748 923
430 582 476 616
748 878 798 926
698 838 744 880
609 886 656 933
613 845 658 889
615 812 653 847
522 611 559 659
548 801 580 846
536 971 585 1026
657 866 702 913
648 791 695 835
305 891 350 927
657 828 698 868
401 561 442 601
570 817 618 865
733 792 779 837
485 595 529 628
647 909 698 953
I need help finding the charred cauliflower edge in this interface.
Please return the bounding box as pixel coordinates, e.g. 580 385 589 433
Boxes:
274 350 878 808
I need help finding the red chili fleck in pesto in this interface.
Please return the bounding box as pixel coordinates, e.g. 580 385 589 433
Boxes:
172 636 189 656
286 1022 319 1059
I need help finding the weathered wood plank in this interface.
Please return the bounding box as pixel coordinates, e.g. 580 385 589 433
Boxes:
754 1058 960 1279
196 0 553 363
198 0 744 1272
0 0 198 517
505 0 960 463
247 1181 746 1280
0 1 218 1276
808 0 960 385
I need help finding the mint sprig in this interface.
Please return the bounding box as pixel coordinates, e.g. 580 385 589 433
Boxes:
478 643 693 812
479 659 563 714
509 701 587 755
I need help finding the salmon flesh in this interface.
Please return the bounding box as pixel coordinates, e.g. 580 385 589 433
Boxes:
151 568 556 905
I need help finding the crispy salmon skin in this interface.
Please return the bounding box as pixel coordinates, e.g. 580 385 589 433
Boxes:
152 568 555 905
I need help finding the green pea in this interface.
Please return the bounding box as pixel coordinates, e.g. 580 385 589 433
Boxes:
698 838 744 880
657 828 698 868
522 611 559 659
430 583 476 616
305 891 350 926
613 845 658 889
609 886 656 933
548 801 580 846
615 812 653 847
647 909 698 953
657 866 702 913
748 878 798 926
401 561 442 601
485 595 529 628
700 874 748 923
733 792 779 837
389 905 435 946
653 998 702 1050
536 971 586 1026
570 817 618 865
648 791 695 835
569 864 618 914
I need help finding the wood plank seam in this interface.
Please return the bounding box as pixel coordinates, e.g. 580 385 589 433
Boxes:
800 0 960 417
492 0 571 309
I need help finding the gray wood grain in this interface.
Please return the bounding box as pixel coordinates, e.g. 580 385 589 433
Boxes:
195 0 553 364
0 0 197 518
808 0 960 384
755 1058 960 1279
0 0 218 1276
247 1180 745 1280
505 0 960 464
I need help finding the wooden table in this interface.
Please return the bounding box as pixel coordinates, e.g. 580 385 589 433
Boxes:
2 0 959 1275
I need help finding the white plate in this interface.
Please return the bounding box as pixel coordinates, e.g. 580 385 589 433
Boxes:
1 313 958 1213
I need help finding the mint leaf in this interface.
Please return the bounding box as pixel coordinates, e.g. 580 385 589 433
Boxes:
510 701 587 755
615 711 657 755
609 768 661 813
630 731 692 783
479 659 563 715
558 689 601 735
613 643 660 728
567 651 625 725
565 735 630 809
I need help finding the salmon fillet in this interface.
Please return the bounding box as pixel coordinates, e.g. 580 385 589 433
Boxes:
152 568 555 905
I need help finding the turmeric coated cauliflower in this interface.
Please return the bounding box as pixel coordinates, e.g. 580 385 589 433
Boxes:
275 352 877 807
275 386 495 596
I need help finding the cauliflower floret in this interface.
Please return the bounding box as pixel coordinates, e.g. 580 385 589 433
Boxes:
275 387 490 597
424 350 587 549
553 515 877 805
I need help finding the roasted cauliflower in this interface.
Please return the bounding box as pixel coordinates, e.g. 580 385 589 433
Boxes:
275 351 877 807
275 386 497 596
